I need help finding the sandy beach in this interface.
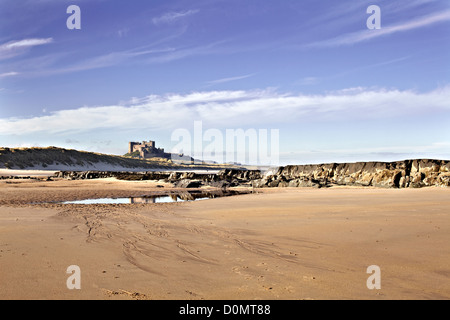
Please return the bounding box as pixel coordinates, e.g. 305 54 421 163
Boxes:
0 177 449 300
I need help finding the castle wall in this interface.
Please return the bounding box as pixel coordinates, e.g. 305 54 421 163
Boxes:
128 140 165 159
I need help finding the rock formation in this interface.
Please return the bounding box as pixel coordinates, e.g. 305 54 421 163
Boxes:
52 159 450 189
254 159 450 188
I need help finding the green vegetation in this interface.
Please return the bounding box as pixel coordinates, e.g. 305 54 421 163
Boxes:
123 150 141 158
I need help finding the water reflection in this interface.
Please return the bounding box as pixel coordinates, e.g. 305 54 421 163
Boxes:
62 190 250 204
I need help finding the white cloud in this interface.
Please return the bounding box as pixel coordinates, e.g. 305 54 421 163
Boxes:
0 71 19 77
145 40 227 64
280 142 450 165
206 73 256 85
42 47 176 75
0 38 53 59
152 9 199 25
309 10 450 47
1 38 53 49
1 86 449 136
296 77 319 86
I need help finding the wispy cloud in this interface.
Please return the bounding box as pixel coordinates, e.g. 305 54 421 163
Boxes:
296 77 319 86
281 142 450 165
17 46 176 76
4 27 192 77
1 38 53 49
206 73 256 86
309 10 450 47
0 71 19 77
152 9 199 25
0 38 53 59
58 47 176 73
117 28 130 38
3 39 219 77
145 40 228 64
319 56 411 81
1 86 449 135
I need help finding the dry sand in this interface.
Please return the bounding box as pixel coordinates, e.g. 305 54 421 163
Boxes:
0 177 449 300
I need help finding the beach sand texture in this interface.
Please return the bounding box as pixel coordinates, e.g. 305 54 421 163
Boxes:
0 178 449 300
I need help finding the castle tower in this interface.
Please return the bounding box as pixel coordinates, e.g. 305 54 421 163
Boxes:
128 142 137 154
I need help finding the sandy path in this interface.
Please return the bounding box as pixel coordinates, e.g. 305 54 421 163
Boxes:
0 179 449 299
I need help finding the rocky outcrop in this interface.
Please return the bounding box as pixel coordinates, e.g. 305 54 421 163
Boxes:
54 169 262 188
174 179 203 188
52 160 450 189
255 159 450 188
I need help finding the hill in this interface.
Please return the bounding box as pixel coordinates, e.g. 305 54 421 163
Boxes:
0 147 245 171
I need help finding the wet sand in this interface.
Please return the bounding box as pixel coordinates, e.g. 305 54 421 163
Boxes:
0 178 449 300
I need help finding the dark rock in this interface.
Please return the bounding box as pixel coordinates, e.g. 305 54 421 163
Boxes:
207 181 230 189
268 179 281 188
278 181 289 188
175 179 203 188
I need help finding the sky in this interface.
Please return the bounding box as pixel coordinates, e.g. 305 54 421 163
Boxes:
0 0 449 165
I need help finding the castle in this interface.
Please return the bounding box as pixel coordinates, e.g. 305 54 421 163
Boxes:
128 140 166 159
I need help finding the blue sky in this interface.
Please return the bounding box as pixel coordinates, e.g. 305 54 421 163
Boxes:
1 0 450 165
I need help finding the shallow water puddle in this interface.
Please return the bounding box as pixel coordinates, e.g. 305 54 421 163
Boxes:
62 195 208 204
60 190 250 204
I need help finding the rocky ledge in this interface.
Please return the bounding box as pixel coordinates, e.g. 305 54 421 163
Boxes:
257 159 450 188
53 159 450 189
